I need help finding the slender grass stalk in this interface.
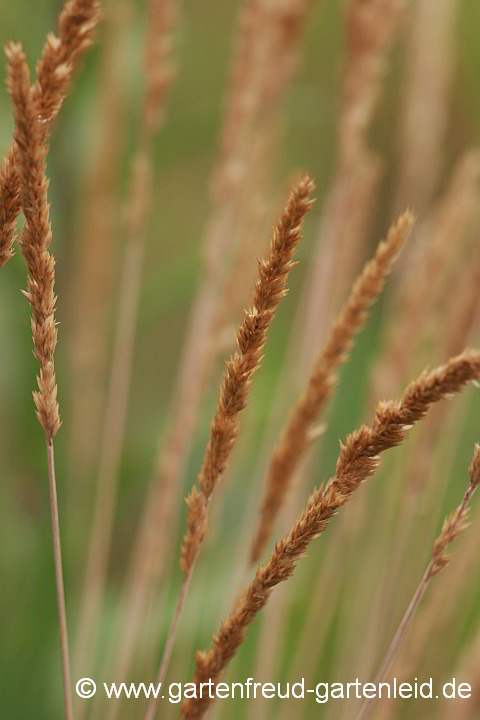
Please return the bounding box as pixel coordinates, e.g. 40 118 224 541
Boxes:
144 176 315 720
354 443 480 720
7 42 75 720
74 0 178 685
48 441 74 720
396 514 480 686
143 573 192 720
68 0 131 494
73 231 145 677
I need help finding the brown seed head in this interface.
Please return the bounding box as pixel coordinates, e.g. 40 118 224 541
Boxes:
468 444 480 489
7 43 61 441
180 176 315 576
34 0 101 128
429 443 480 579
0 0 101 268
250 209 415 563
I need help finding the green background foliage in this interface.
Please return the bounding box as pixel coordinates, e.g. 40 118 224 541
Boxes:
0 1 479 718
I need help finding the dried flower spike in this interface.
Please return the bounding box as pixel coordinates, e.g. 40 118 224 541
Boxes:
180 175 316 575
429 443 480 577
7 43 60 441
181 349 480 720
143 176 315 720
0 0 101 268
7 40 75 720
250 209 415 563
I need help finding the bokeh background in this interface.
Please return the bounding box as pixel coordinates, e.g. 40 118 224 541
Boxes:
1 1 479 718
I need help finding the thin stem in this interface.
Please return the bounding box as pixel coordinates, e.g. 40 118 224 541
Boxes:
353 566 433 720
355 474 478 720
74 235 145 679
47 440 74 720
144 570 193 720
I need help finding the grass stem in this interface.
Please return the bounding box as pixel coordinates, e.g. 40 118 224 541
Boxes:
47 440 74 720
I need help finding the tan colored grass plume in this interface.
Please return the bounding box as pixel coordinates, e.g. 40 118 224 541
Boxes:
7 40 73 720
180 349 480 720
143 174 316 720
250 209 415 564
0 0 101 268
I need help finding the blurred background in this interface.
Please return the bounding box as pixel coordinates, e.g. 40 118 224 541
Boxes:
0 0 479 718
